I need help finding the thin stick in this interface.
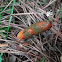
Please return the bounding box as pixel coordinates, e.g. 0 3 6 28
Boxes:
42 0 56 10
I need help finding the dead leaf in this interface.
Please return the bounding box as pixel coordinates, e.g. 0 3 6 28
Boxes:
0 44 8 47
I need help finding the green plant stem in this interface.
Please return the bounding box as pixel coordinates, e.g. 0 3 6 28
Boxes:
0 53 4 62
6 0 16 39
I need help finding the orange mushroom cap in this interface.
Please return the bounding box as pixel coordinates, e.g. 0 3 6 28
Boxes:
17 30 25 39
17 21 52 39
28 28 37 34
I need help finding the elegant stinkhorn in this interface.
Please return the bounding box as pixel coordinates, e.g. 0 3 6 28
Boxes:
17 21 52 39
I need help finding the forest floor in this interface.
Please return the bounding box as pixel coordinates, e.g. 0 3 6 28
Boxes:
0 0 62 62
